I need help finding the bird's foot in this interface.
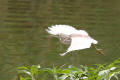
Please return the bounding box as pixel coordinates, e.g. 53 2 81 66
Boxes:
97 49 104 55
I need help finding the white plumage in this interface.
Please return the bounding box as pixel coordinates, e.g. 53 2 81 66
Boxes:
46 25 77 35
46 25 98 56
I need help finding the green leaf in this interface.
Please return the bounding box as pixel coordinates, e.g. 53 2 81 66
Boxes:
59 74 69 80
108 58 120 68
31 65 39 76
18 70 31 76
20 76 31 80
44 68 53 73
53 66 57 73
17 66 29 70
60 69 71 74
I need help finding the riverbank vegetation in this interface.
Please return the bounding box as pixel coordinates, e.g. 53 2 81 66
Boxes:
17 58 120 80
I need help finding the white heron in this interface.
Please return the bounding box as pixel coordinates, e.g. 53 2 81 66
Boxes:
46 25 102 56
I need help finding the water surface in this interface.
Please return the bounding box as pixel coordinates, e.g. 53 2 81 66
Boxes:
0 0 120 80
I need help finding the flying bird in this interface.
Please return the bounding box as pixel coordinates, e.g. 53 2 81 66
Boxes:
46 25 99 56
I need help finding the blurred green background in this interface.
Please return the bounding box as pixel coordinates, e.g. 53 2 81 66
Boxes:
0 0 120 80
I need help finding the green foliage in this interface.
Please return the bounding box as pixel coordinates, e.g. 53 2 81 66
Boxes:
17 58 120 80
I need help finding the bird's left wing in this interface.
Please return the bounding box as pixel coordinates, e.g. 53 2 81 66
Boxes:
60 37 92 56
67 37 92 52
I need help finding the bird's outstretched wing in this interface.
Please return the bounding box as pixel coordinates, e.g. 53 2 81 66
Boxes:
60 37 97 56
46 25 77 35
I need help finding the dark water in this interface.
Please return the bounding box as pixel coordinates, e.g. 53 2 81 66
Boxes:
0 0 120 80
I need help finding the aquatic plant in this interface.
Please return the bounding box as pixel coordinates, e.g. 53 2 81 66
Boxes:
17 58 120 80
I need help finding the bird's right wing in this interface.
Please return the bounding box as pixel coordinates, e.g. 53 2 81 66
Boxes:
46 25 77 35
